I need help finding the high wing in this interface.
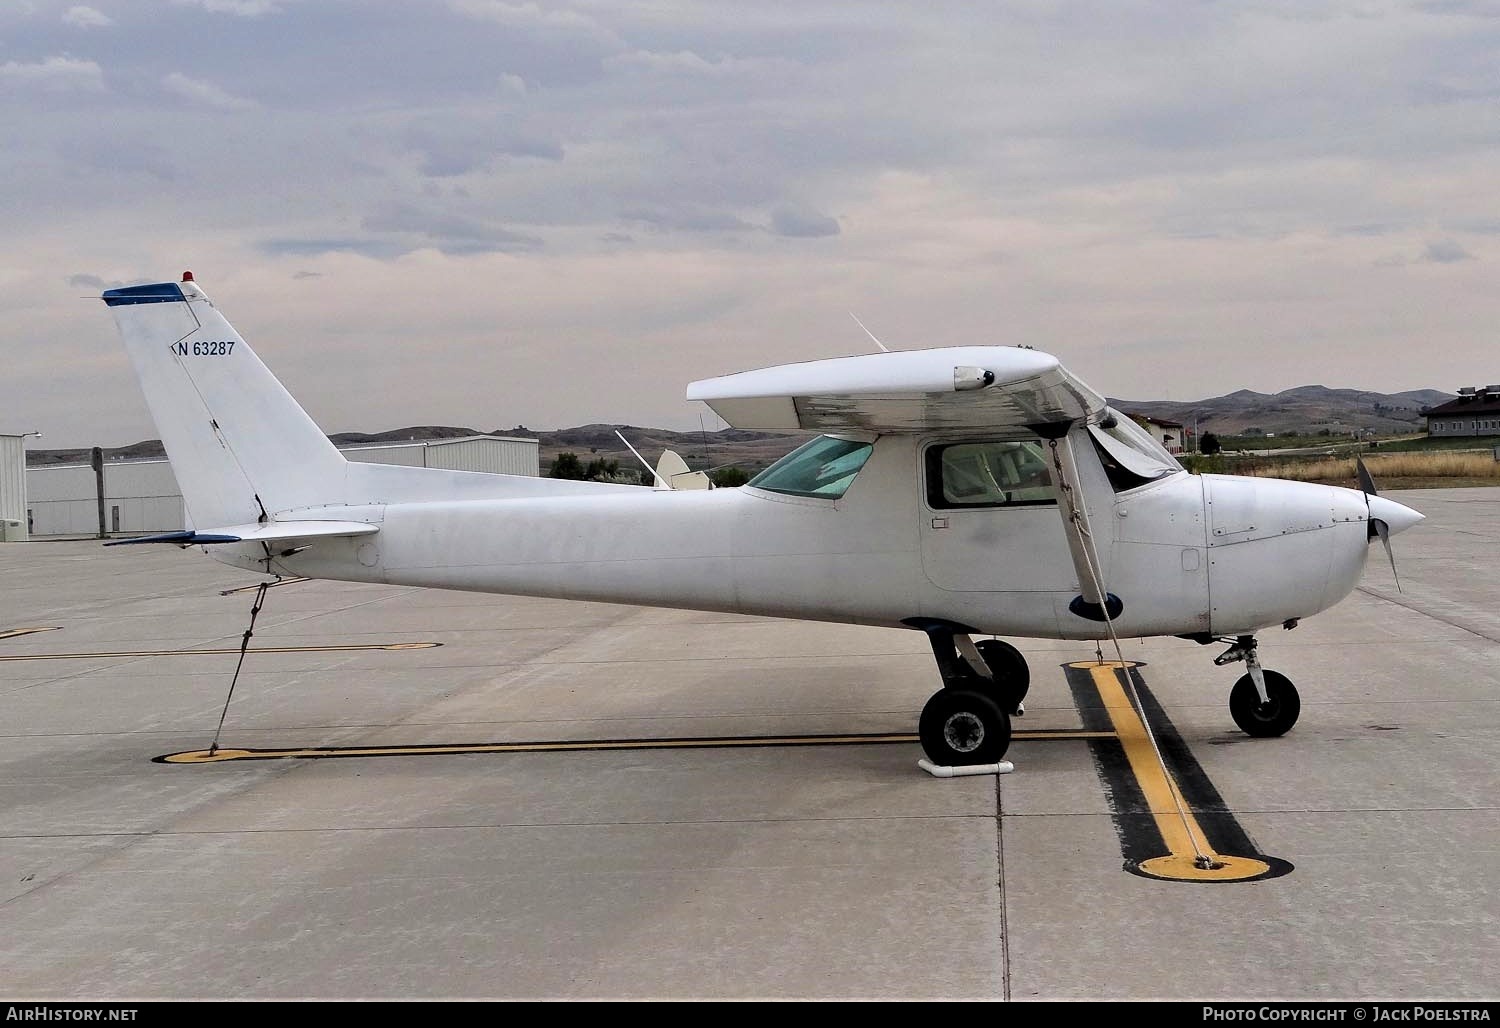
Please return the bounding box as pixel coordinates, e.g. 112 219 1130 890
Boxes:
685 346 1106 432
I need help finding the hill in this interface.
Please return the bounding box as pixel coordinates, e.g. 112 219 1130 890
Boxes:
24 423 814 478
25 383 1456 473
1108 385 1454 438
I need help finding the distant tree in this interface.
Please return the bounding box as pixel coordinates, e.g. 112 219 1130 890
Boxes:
584 457 620 481
549 452 585 479
709 466 751 488
1199 432 1222 455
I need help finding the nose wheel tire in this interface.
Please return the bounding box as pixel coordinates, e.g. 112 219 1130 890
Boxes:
919 688 1012 765
1229 670 1301 737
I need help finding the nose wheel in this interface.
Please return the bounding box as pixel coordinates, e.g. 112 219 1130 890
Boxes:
1229 670 1301 737
1215 636 1301 738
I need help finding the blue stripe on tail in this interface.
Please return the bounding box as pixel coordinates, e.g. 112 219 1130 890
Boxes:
102 283 185 307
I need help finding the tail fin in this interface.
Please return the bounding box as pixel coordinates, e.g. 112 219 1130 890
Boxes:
103 275 346 528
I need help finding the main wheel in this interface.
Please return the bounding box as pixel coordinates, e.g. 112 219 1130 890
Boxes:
1229 670 1301 737
918 688 1012 765
975 638 1030 713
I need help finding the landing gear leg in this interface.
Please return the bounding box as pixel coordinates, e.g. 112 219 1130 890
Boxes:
1214 635 1301 737
906 620 1017 766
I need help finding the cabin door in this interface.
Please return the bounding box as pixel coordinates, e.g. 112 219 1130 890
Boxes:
917 438 1076 593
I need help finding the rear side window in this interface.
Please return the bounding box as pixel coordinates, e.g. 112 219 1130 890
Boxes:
749 435 874 498
925 440 1055 509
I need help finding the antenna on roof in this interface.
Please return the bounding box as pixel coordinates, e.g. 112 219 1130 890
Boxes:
849 312 890 353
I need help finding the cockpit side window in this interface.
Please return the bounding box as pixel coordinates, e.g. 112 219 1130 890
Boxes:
748 435 874 498
924 440 1056 509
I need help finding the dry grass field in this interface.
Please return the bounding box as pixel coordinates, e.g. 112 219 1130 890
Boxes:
1245 450 1500 489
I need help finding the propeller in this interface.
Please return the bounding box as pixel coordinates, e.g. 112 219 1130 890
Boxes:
1355 457 1401 592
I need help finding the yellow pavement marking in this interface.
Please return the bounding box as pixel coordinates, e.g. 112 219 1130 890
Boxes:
1071 660 1271 882
0 642 441 661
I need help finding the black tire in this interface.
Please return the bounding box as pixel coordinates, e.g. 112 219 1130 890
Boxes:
918 688 1012 765
975 638 1030 712
1229 670 1301 737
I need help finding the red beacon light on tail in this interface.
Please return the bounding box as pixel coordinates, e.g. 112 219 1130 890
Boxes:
182 271 194 282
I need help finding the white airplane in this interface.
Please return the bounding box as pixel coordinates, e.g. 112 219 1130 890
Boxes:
101 273 1424 769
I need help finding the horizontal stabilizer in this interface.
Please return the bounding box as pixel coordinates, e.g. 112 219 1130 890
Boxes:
105 521 378 547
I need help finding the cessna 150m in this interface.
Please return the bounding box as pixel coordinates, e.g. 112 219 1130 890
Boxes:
101 274 1424 769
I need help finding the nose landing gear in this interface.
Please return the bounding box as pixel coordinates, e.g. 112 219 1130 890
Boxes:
1214 635 1302 737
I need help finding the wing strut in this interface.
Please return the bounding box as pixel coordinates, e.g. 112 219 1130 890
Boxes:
1037 425 1219 871
1033 425 1120 620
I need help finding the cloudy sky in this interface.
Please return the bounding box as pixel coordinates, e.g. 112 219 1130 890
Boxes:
3 0 1498 448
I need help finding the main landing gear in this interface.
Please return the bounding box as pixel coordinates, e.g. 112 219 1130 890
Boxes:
905 619 1029 766
1213 635 1302 737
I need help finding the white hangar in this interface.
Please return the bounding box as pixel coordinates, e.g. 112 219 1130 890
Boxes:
22 435 539 539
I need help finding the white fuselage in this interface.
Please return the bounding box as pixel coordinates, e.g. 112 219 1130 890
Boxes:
208 431 1379 642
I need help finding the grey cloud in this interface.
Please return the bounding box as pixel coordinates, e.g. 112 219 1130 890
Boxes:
1422 239 1475 262
0 55 105 90
1454 219 1500 234
63 6 113 29
161 71 256 109
362 204 544 254
68 273 106 288
622 208 755 233
57 138 176 180
10 1 1500 446
258 238 412 259
171 0 283 16
769 206 840 238
603 49 795 77
449 0 623 48
1416 1 1500 17
403 118 563 177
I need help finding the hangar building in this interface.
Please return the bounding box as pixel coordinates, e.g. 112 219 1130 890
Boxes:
0 433 33 541
22 434 539 538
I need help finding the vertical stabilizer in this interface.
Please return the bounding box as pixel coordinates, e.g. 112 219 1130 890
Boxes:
103 277 346 528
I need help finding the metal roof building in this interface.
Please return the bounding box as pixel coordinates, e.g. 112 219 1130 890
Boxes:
1125 414 1185 454
26 459 186 538
0 433 33 541
1425 387 1500 438
338 435 539 476
23 435 539 538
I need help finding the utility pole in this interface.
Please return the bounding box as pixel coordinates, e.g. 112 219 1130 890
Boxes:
91 447 106 539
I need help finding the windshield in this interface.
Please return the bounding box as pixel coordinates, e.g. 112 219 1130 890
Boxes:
1087 408 1182 491
748 435 874 498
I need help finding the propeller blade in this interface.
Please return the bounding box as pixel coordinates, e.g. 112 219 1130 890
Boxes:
1357 457 1403 591
1373 517 1402 593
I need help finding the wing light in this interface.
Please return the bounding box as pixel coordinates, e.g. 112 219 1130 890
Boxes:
954 366 996 391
